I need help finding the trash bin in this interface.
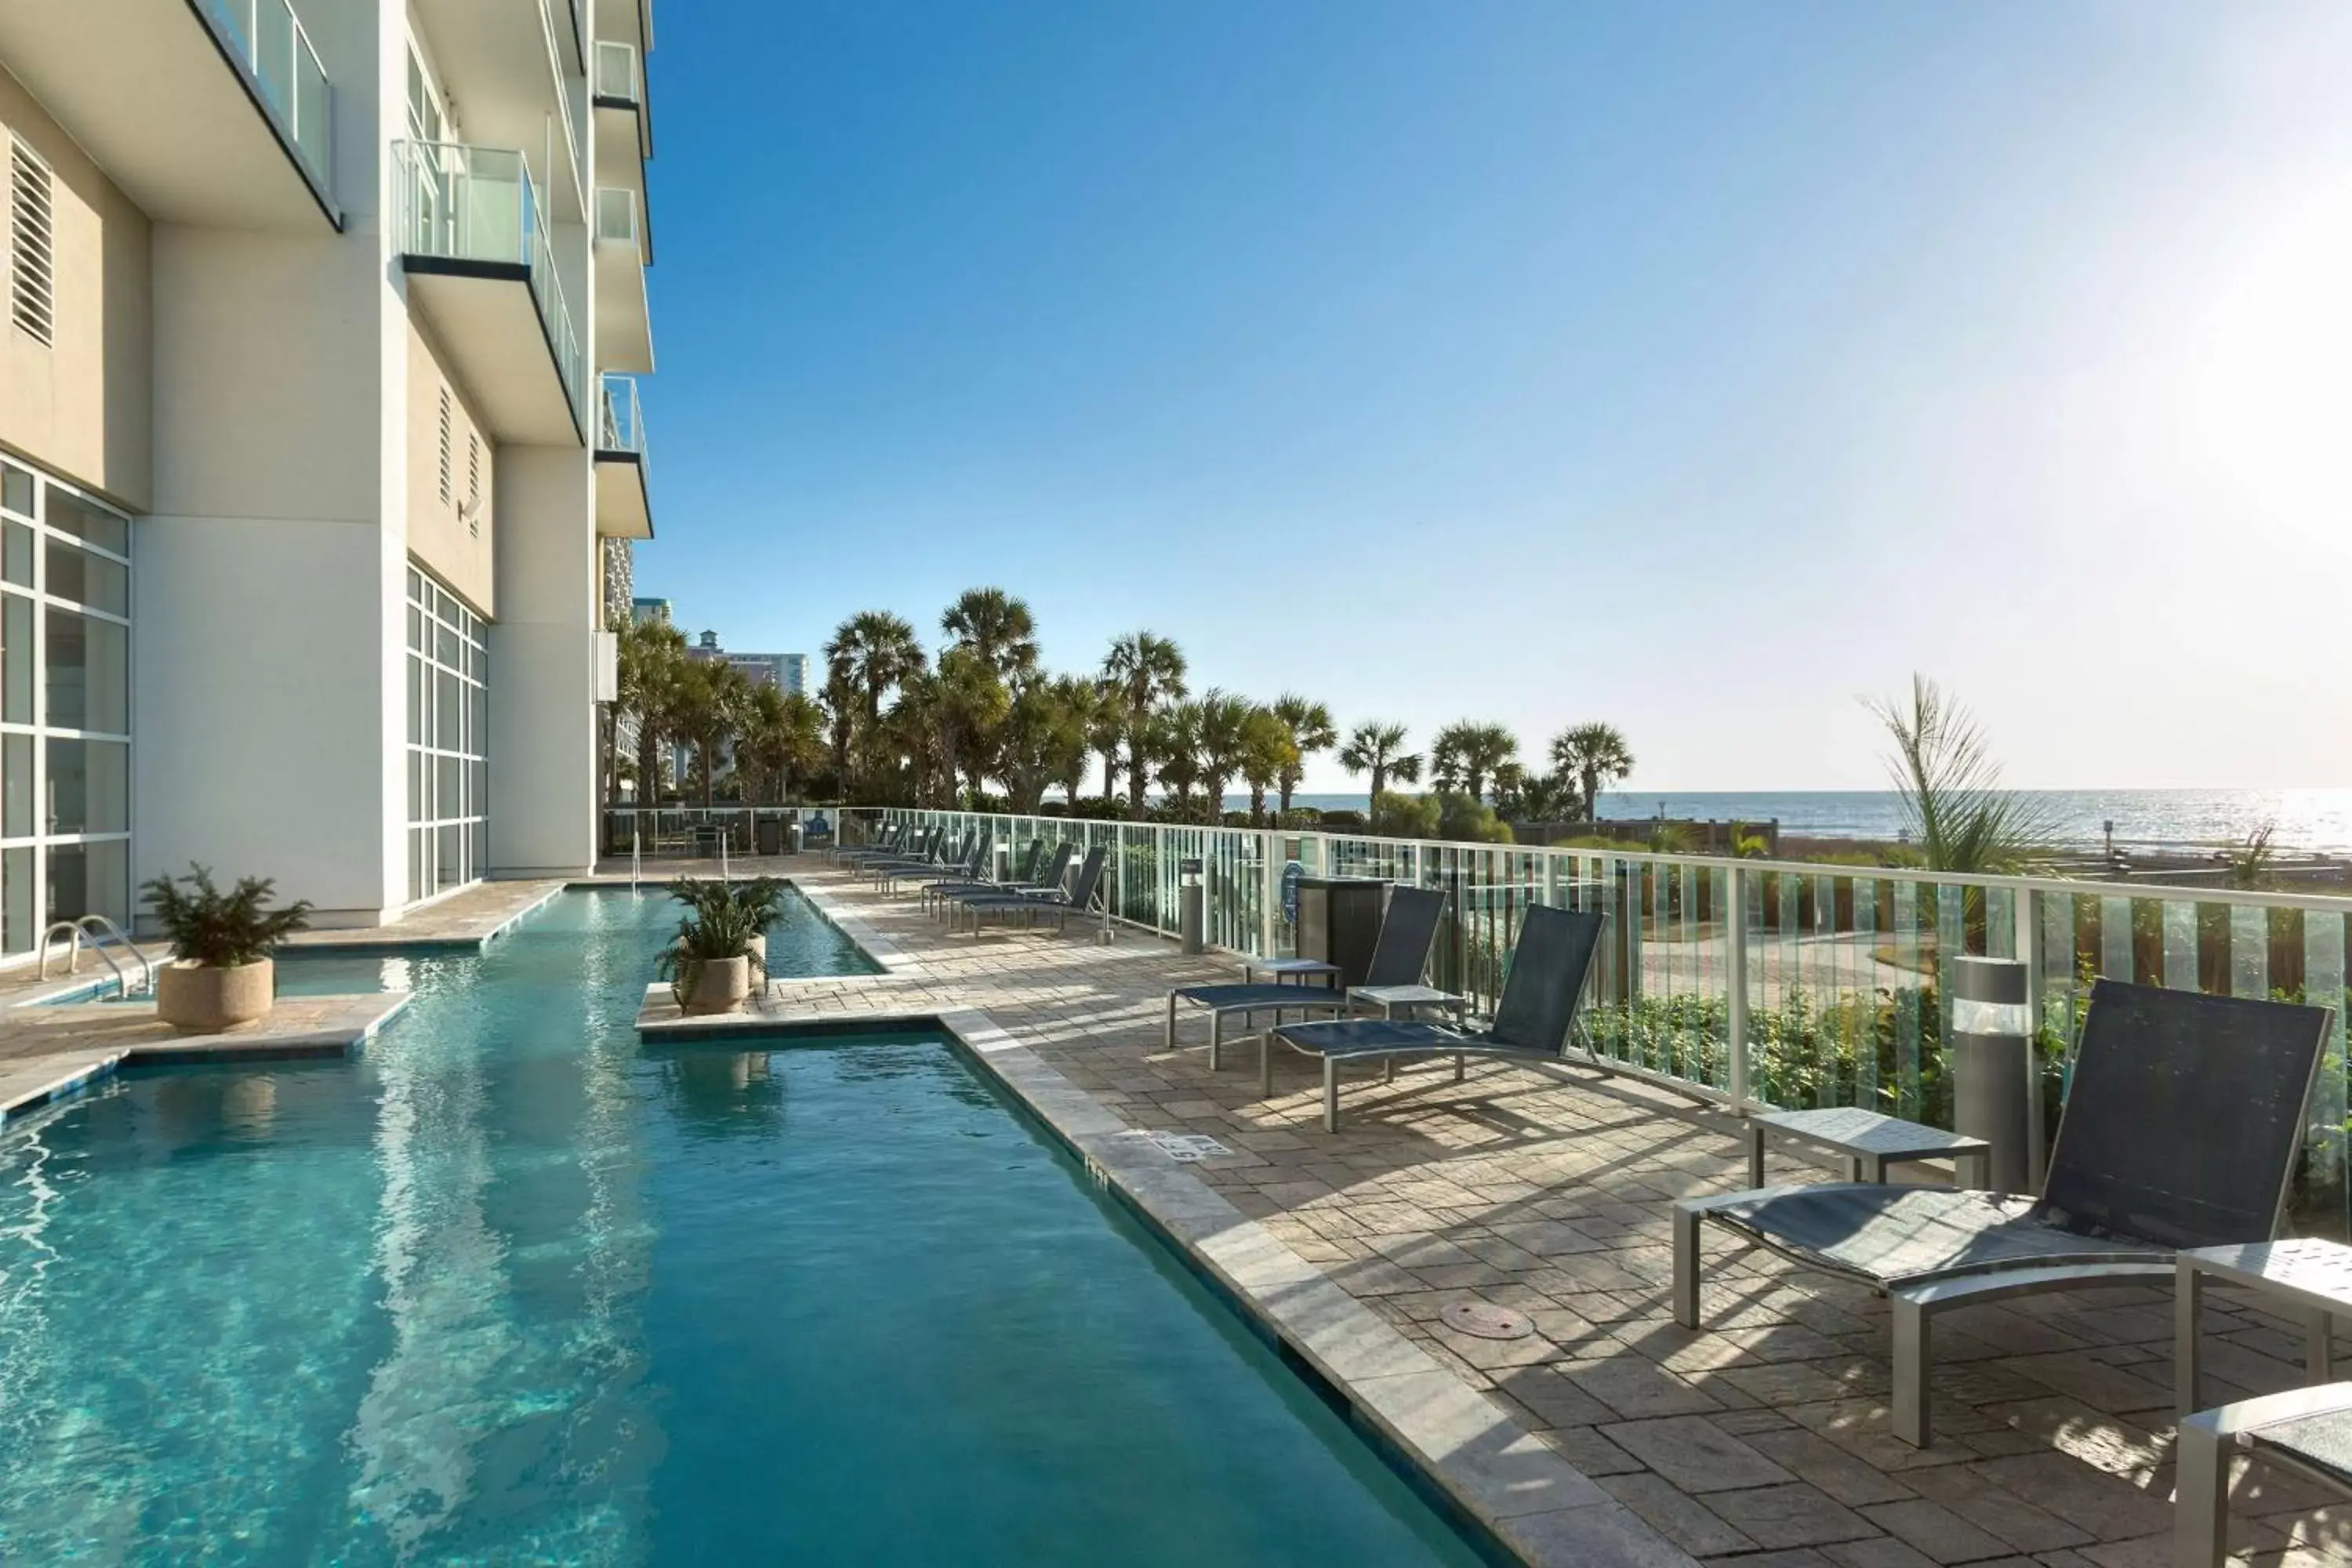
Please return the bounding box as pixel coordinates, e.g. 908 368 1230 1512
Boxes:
756 815 783 856
1951 956 2032 1192
786 819 805 855
1178 858 1206 954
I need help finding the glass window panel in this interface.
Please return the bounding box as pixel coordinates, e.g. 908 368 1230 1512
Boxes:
3 522 30 587
45 610 129 735
45 838 128 928
2 845 31 954
44 489 129 557
437 670 460 750
45 539 129 615
437 755 460 822
472 817 486 871
2 734 28 838
437 824 461 888
0 463 30 519
2 594 31 724
435 621 459 669
46 739 127 834
406 656 423 746
408 750 423 825
408 828 425 903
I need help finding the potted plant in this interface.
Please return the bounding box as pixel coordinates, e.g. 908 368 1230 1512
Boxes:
140 864 314 1032
656 885 760 1014
735 877 786 973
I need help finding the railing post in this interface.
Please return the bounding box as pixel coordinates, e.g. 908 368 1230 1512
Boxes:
1726 862 1751 1111
1260 829 1278 957
2016 887 2046 1192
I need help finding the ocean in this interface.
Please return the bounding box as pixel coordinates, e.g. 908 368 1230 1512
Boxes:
1240 789 2352 853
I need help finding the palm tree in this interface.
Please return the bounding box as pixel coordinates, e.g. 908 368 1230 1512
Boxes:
1194 689 1254 824
673 658 749 806
1866 675 2055 873
1269 694 1335 818
1239 706 1297 826
1431 720 1518 803
822 610 927 796
739 684 826 803
1047 675 1100 809
940 587 1039 681
617 616 691 806
1549 722 1635 822
1102 631 1187 819
933 644 1010 807
1337 720 1420 804
1150 699 1206 820
1084 677 1125 805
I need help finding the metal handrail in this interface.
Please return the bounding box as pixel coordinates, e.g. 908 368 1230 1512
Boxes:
35 916 155 996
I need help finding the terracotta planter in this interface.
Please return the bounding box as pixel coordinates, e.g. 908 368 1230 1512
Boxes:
156 958 275 1033
677 955 753 1015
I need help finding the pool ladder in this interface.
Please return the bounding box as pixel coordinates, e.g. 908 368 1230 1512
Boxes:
37 915 157 998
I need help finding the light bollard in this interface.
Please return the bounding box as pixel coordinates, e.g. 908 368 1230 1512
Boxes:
1178 858 1206 955
1951 955 2033 1193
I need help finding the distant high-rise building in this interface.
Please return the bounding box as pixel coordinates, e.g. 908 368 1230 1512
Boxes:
631 597 673 625
684 631 808 696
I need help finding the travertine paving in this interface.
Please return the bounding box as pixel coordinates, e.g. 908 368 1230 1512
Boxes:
285 877 564 951
685 862 2351 1568
0 992 411 1120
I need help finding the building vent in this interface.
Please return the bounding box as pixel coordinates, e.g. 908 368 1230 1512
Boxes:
466 434 481 535
9 140 55 348
437 388 452 505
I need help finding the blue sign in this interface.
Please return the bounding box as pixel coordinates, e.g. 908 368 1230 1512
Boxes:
1280 861 1304 927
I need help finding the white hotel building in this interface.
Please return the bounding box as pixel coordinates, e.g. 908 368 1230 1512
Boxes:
0 0 657 948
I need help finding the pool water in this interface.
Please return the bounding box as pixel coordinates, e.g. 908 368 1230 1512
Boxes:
0 888 1484 1565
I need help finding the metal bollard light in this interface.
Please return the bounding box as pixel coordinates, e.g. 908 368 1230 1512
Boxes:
1178 858 1206 955
1951 956 2033 1193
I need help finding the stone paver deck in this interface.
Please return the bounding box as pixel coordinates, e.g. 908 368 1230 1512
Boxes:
0 991 411 1121
656 863 2351 1568
285 877 564 952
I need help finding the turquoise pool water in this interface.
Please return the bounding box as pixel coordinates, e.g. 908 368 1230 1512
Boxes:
0 888 1484 1564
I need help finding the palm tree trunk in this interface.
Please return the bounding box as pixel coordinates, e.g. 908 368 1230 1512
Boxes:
1370 762 1387 802
700 739 715 807
1250 784 1267 826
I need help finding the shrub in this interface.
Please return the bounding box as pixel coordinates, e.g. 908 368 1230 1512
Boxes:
140 864 312 967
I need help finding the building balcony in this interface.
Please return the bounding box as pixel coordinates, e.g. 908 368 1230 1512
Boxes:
394 141 585 446
594 374 652 539
410 0 586 224
597 0 652 59
593 41 652 201
0 0 336 227
593 187 653 374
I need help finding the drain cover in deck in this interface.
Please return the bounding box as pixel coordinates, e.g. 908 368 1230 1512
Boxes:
1440 1300 1534 1341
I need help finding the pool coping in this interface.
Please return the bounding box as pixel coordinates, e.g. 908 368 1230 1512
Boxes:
284 882 568 955
0 991 414 1125
637 991 1694 1568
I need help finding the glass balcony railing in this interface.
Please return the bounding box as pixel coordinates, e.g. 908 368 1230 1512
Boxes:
391 140 586 429
598 373 645 456
594 40 641 105
594 187 639 249
195 0 333 194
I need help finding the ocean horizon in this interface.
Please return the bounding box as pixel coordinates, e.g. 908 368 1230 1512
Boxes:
1220 788 2352 853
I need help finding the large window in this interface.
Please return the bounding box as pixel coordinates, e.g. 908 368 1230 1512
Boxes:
0 457 132 955
405 564 486 904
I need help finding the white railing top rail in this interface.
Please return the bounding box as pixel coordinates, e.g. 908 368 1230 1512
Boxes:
871 804 2352 915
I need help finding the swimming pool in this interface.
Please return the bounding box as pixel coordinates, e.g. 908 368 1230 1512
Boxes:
0 887 1485 1564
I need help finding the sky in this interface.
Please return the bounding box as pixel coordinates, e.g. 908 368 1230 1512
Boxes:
633 1 2352 794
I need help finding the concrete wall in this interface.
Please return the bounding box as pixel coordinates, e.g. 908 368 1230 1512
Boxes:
405 320 497 617
0 67 151 510
487 445 597 876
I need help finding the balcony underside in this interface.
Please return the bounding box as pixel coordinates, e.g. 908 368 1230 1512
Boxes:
595 452 652 539
0 0 335 228
594 237 654 374
410 0 583 223
405 260 583 446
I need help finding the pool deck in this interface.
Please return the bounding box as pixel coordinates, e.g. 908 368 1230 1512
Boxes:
637 858 2351 1568
283 878 568 953
0 991 411 1123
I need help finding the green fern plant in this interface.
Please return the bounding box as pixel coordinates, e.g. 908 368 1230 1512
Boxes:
140 864 313 967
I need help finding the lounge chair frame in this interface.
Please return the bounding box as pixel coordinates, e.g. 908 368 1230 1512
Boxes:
1671 980 2331 1448
2176 1381 2352 1567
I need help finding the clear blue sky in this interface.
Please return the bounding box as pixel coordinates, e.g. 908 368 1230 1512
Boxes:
636 1 2352 793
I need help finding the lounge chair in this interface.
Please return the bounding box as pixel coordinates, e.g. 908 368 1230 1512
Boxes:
839 822 922 868
954 845 1105 935
829 822 904 864
920 840 1047 913
934 842 1076 917
1671 980 2332 1447
1267 903 1604 1131
2177 1381 2352 1566
1163 886 1448 1070
880 833 983 895
862 829 968 887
